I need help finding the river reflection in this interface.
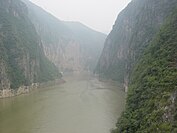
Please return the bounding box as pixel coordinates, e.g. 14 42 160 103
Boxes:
0 74 125 133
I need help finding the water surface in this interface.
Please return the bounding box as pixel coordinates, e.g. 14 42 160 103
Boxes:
0 74 125 133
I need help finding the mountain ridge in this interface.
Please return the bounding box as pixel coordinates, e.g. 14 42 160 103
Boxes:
23 0 106 72
95 0 177 91
113 8 177 132
0 0 61 96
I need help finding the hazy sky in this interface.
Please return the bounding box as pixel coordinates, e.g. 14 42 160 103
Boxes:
29 0 131 34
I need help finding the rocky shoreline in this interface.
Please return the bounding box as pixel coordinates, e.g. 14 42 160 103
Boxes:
0 79 65 99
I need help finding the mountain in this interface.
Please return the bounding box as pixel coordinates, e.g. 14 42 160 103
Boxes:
95 0 177 91
0 0 61 95
0 0 105 98
94 0 177 132
23 0 106 72
64 21 106 70
113 8 177 132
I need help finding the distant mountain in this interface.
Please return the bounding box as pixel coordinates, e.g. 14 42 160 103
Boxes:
23 0 106 72
0 0 60 92
64 21 106 70
0 0 105 98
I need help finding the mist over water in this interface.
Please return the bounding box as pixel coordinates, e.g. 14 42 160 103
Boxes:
0 74 125 133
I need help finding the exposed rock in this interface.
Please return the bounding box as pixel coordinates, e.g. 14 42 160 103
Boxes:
0 83 36 98
96 0 177 91
163 91 177 122
113 6 177 132
0 89 14 98
22 0 106 73
0 0 60 93
42 40 82 72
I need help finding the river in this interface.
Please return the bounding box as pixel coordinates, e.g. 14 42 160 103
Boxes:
0 73 125 133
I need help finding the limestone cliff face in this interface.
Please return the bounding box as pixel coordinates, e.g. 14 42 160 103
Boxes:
23 0 106 73
42 40 82 72
96 0 177 89
114 9 177 132
0 0 60 92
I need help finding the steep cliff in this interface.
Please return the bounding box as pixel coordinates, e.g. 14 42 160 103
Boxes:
23 0 106 72
95 0 177 132
96 0 177 90
113 9 177 132
64 21 106 70
0 0 60 92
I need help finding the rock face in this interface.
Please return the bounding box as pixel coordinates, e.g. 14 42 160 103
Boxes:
0 0 60 92
95 0 177 88
43 40 82 72
0 0 105 97
94 0 177 131
94 0 177 132
0 83 38 98
114 9 177 132
23 0 106 73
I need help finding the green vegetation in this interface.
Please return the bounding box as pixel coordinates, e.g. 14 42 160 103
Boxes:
112 10 177 133
98 60 126 82
38 55 61 83
0 0 60 89
96 0 177 85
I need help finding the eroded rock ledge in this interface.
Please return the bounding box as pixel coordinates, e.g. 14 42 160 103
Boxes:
0 79 65 99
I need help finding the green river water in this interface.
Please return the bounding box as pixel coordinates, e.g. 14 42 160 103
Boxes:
0 74 125 133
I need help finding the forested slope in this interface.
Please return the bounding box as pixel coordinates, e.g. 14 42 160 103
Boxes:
0 0 60 91
96 0 177 91
113 9 177 133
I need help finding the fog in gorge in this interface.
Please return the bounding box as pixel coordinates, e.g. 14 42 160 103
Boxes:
29 0 131 34
0 0 129 133
2 0 175 132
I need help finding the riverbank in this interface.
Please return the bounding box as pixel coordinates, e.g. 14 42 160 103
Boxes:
0 78 65 99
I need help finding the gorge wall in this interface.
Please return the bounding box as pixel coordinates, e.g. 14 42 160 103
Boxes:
114 9 177 132
95 0 177 91
0 0 61 97
23 0 106 73
94 0 177 132
0 0 106 98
